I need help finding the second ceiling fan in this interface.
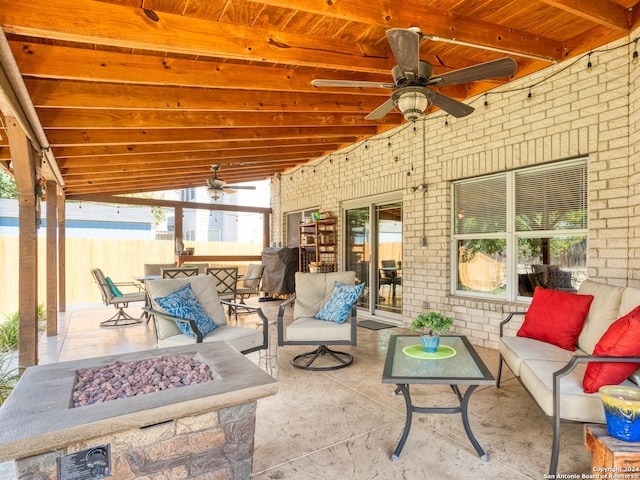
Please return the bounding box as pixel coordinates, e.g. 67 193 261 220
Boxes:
206 164 256 200
312 27 518 121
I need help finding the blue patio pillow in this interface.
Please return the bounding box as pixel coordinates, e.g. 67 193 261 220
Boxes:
154 283 218 338
105 277 122 297
314 281 365 324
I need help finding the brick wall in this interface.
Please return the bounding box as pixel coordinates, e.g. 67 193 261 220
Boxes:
271 29 640 349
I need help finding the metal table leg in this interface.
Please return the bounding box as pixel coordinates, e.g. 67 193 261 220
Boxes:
391 383 488 462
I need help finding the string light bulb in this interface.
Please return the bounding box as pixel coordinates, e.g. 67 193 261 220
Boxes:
587 52 593 71
633 39 639 65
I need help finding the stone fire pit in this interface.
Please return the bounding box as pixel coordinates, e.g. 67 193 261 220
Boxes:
0 342 278 479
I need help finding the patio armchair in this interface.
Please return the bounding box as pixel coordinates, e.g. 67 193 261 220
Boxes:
91 267 147 327
144 275 268 355
277 271 362 371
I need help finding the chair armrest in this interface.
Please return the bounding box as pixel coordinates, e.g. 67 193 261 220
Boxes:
100 280 144 293
499 311 526 337
277 294 296 346
143 307 203 343
220 300 269 350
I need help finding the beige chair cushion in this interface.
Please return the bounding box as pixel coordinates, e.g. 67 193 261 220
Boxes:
286 317 354 342
293 271 356 320
144 263 175 276
577 279 625 354
157 324 263 352
146 275 227 340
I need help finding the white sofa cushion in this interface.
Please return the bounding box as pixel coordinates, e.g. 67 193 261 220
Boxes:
519 359 608 423
499 336 576 377
577 279 625 354
620 286 640 317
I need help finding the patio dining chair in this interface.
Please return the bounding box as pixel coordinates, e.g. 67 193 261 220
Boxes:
206 267 239 320
161 267 199 278
236 263 265 304
91 267 147 327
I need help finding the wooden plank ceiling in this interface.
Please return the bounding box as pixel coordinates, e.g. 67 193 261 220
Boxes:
0 0 638 198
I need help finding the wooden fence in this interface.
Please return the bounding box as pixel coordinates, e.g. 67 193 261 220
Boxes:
0 236 263 314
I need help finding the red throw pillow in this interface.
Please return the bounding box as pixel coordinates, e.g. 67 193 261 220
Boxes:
517 287 594 351
583 305 640 394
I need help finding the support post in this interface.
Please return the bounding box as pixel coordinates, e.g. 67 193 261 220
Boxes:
5 115 39 370
46 180 58 336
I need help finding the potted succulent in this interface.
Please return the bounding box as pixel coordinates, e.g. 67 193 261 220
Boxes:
410 311 454 352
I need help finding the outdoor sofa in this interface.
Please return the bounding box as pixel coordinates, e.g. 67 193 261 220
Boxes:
497 279 640 475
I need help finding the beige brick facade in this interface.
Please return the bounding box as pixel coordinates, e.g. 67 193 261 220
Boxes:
270 29 640 349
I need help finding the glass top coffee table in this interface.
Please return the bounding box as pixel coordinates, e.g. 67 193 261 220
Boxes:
382 335 495 461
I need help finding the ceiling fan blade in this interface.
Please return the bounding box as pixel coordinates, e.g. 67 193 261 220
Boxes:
222 187 236 194
365 98 396 120
386 28 421 80
429 57 518 87
430 91 475 118
312 79 395 89
224 185 256 190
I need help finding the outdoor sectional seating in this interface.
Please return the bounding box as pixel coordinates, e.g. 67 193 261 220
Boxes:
497 279 640 475
144 275 268 355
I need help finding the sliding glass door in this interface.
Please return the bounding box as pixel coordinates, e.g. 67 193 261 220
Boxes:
344 196 402 320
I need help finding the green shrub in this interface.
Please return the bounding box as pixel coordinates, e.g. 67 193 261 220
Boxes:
0 313 19 352
0 352 18 405
0 305 47 350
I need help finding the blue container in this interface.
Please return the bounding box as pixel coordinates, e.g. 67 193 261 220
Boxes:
599 386 640 442
420 335 440 353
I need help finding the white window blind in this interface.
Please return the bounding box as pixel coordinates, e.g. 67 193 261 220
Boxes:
515 161 587 231
454 175 506 234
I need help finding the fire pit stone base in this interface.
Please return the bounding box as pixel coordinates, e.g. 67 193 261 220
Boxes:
0 342 277 479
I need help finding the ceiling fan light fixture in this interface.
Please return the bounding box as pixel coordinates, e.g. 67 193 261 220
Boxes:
207 187 222 200
394 89 430 122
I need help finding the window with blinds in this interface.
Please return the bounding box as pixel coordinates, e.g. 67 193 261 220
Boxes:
452 158 588 301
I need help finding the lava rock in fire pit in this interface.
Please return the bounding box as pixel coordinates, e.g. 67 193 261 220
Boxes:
72 355 213 407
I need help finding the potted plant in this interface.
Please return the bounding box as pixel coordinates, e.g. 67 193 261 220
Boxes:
410 311 454 352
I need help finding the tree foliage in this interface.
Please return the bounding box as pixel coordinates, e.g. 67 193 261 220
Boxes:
0 171 17 199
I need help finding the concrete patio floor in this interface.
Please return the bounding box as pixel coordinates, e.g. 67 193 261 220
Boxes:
1 299 592 479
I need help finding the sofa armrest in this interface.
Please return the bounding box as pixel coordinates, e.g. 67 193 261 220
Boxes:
499 311 526 337
548 354 640 474
143 306 204 343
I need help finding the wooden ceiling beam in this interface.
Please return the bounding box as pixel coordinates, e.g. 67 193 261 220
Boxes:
0 0 393 72
44 126 379 146
64 164 308 185
12 43 392 93
57 146 334 170
51 137 355 159
35 108 401 129
538 0 631 32
248 0 564 60
24 79 391 113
